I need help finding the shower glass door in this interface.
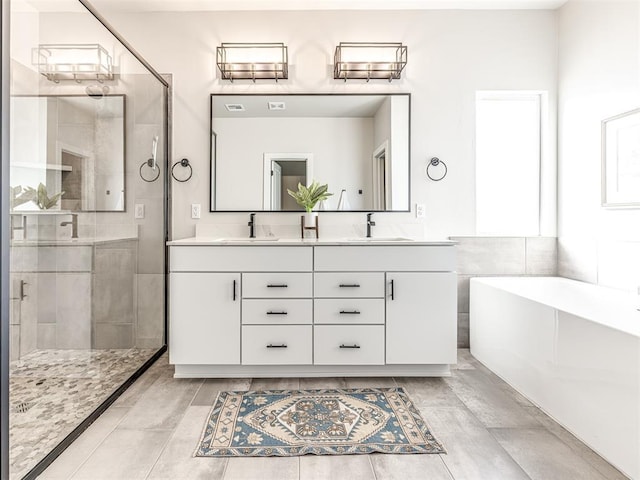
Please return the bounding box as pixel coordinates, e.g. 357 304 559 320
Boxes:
6 1 168 478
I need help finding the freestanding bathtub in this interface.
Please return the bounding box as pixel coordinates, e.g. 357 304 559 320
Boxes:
470 276 639 480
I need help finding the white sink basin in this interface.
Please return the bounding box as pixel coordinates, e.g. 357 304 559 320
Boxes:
343 237 414 242
214 237 280 242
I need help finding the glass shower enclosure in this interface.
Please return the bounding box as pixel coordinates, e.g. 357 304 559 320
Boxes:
2 1 168 478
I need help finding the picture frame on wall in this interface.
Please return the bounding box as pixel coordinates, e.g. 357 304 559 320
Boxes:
602 107 640 208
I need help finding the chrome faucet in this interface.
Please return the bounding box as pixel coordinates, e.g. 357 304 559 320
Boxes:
60 214 78 239
248 213 256 238
366 212 376 238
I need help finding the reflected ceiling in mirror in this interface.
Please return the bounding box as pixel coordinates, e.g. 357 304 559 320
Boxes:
210 93 410 212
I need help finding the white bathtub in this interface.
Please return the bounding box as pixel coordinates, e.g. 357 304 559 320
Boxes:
470 276 639 480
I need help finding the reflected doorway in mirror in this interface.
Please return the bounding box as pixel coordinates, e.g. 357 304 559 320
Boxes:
262 153 314 211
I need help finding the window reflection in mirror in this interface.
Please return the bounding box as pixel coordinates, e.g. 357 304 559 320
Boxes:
210 94 410 212
10 95 125 212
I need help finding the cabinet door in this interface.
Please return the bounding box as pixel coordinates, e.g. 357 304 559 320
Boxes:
386 272 457 364
170 273 240 365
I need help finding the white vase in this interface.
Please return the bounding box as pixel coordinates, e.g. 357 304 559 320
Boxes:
303 211 317 227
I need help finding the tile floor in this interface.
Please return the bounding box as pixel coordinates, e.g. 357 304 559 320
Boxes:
39 350 628 480
9 348 158 479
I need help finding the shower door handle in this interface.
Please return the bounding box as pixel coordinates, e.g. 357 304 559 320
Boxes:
12 280 28 301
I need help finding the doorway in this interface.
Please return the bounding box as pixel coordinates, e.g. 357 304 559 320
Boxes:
263 153 314 210
372 141 390 210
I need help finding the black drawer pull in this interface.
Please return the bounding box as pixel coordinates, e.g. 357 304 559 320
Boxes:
267 284 288 288
266 344 287 348
339 310 361 315
339 344 361 349
266 311 287 315
339 284 360 288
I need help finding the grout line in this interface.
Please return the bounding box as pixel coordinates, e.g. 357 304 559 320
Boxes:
142 428 175 480
443 370 534 480
63 405 132 479
367 453 378 480
437 454 456 480
220 457 230 480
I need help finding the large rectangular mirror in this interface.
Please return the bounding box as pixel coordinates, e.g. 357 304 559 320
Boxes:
210 93 410 212
10 95 125 212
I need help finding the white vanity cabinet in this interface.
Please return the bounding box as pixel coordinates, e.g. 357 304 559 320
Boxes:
386 272 457 364
314 246 457 366
170 272 240 365
169 242 456 377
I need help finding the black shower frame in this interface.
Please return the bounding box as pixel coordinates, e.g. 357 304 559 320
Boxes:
0 1 172 478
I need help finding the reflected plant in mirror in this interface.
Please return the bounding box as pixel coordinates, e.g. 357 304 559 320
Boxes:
287 181 333 213
11 183 65 210
210 93 410 212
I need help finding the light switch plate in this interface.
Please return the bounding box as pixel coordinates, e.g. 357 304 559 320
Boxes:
191 204 201 219
416 203 425 218
134 204 145 219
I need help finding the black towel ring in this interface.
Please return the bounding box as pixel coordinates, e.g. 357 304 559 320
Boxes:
139 158 161 183
171 158 193 182
426 157 447 181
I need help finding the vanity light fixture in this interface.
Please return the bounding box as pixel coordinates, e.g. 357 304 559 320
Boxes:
334 42 407 82
216 42 288 82
33 44 114 83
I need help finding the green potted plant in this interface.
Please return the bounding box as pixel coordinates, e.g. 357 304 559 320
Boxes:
11 183 64 210
287 181 332 226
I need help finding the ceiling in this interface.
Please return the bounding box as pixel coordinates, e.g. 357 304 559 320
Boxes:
212 94 389 118
86 0 569 12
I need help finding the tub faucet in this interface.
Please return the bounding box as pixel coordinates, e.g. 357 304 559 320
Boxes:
366 212 376 238
60 214 78 239
248 213 256 238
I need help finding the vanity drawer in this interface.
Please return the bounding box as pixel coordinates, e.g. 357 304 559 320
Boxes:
170 246 312 272
242 325 312 365
314 299 385 325
242 273 312 298
314 325 385 365
242 299 312 325
314 246 456 272
314 272 384 298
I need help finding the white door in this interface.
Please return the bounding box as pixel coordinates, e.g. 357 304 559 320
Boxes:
169 272 240 365
386 272 457 364
271 161 282 210
372 141 389 210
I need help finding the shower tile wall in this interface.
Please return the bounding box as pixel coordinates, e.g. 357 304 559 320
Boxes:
93 240 137 348
93 74 166 350
558 237 640 293
9 240 138 353
136 273 164 348
451 236 558 348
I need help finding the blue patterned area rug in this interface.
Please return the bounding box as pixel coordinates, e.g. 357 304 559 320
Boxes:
195 387 445 457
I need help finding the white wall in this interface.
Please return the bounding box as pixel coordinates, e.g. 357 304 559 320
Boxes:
557 0 640 292
214 116 372 210
94 8 558 240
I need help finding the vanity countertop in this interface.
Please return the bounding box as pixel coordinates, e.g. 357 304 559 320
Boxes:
167 237 456 246
11 236 139 247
